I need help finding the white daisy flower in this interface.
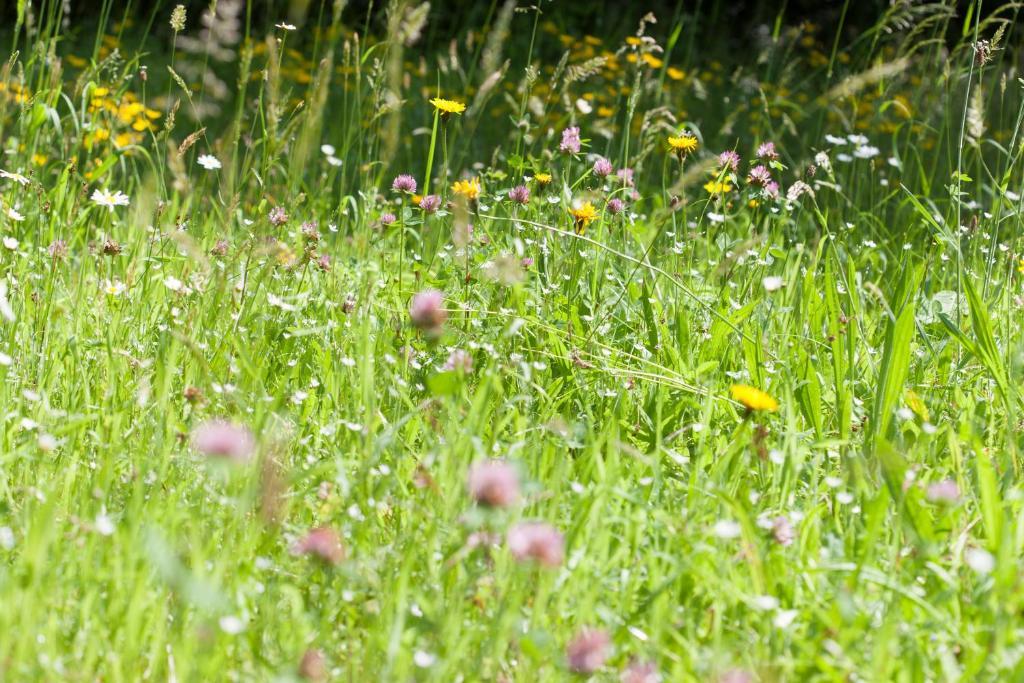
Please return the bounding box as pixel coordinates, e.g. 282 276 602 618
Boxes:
6 207 24 222
197 154 222 170
3 237 18 250
275 22 296 31
103 279 126 297
91 188 130 211
320 144 336 155
0 169 29 185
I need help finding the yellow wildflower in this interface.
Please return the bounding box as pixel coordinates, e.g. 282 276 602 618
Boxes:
533 172 552 185
704 180 733 194
666 67 685 81
730 385 779 412
429 97 466 115
641 53 663 69
668 133 698 156
570 202 598 233
452 177 481 201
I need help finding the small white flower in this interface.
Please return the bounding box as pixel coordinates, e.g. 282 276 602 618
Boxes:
0 352 11 365
575 98 592 114
3 237 18 250
0 526 13 550
762 275 784 292
91 188 130 211
965 548 995 574
219 615 245 634
413 651 436 668
853 145 879 159
103 279 126 297
37 433 57 451
163 276 183 292
752 595 779 610
276 22 296 30
7 207 24 222
95 513 115 536
774 609 798 629
0 281 15 321
847 134 869 145
706 211 725 224
197 154 222 170
320 144 336 155
327 155 343 167
824 134 846 146
712 520 742 539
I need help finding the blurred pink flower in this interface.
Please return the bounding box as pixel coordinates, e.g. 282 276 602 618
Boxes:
418 194 441 213
926 479 961 504
444 349 474 373
756 141 778 160
192 420 255 462
269 206 288 226
409 289 447 333
560 126 581 154
566 628 610 674
380 212 397 226
292 527 346 565
593 157 613 177
607 198 625 215
467 459 519 507
718 150 741 172
621 659 660 683
509 184 530 205
508 522 564 567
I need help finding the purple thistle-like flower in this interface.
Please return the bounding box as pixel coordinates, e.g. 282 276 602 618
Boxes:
380 212 397 226
593 157 613 177
391 174 417 193
566 628 611 674
467 459 519 507
418 194 441 213
409 289 447 332
315 253 331 272
747 165 772 186
606 198 625 215
508 522 564 567
268 206 288 226
756 141 778 160
718 150 741 172
763 181 780 200
617 167 634 187
559 126 582 154
192 420 255 462
509 184 531 205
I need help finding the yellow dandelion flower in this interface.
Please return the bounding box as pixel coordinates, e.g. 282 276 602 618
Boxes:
452 177 481 200
668 134 698 156
730 385 779 412
597 106 615 118
31 154 47 166
1018 258 1024 274
641 53 663 69
92 86 110 97
570 202 598 233
666 67 685 81
429 97 466 115
625 36 642 46
533 172 552 185
704 180 733 194
131 118 152 132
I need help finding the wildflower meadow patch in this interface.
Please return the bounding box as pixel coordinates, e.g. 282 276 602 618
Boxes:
0 0 1023 680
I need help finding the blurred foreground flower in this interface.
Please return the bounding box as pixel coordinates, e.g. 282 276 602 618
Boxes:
507 522 564 567
192 420 255 462
467 459 519 508
409 289 447 334
292 527 346 565
729 385 778 412
566 628 610 674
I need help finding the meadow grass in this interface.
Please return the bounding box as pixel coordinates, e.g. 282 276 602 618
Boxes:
1 0 1024 680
